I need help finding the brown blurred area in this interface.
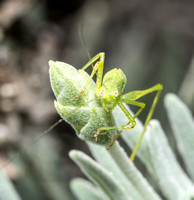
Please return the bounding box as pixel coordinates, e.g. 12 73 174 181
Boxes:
0 0 194 199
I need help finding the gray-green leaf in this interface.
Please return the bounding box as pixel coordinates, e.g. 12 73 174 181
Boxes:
69 150 130 200
164 93 194 181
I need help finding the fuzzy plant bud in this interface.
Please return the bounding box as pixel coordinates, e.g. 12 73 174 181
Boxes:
49 61 116 145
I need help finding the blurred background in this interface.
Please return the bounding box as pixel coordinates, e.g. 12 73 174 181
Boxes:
0 0 194 199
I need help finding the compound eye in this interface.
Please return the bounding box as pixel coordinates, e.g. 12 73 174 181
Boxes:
113 89 119 97
99 89 104 97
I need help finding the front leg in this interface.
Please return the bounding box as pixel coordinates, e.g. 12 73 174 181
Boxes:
73 61 101 100
73 52 105 100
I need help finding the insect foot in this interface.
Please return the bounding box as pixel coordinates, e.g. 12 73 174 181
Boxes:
94 129 102 142
106 140 115 150
94 134 98 142
73 90 84 101
125 123 135 129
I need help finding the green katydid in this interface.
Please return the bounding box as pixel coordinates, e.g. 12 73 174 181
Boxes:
72 52 163 161
1 52 162 171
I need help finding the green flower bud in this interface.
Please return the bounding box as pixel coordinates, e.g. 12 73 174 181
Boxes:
49 61 116 145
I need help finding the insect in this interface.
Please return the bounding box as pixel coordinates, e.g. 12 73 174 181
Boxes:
49 52 162 161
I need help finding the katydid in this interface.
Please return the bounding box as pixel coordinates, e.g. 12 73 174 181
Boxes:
73 52 163 161
2 52 162 170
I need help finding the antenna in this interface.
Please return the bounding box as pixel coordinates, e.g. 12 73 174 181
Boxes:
0 118 63 169
78 24 108 92
79 24 92 61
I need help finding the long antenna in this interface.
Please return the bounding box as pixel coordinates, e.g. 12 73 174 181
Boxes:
2 29 92 169
79 24 92 61
29 118 63 145
79 24 108 92
0 118 63 169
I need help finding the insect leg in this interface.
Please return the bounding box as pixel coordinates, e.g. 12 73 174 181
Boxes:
74 52 105 100
94 103 136 141
120 84 163 161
